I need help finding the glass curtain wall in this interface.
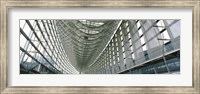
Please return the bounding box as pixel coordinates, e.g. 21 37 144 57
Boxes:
85 20 180 74
20 20 78 74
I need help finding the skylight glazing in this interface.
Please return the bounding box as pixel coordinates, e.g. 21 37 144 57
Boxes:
79 20 104 27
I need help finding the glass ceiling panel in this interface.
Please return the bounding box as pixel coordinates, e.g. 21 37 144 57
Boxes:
79 20 104 27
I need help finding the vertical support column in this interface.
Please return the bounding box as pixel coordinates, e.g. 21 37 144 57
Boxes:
115 30 122 72
129 20 137 67
117 26 125 71
122 21 130 70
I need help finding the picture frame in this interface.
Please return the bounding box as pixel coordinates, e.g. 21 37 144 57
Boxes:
0 0 199 94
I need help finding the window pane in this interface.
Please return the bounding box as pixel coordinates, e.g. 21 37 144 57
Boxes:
131 53 135 59
157 20 165 31
29 20 35 26
23 24 31 36
121 36 123 41
161 30 170 43
127 27 130 32
138 28 143 36
115 34 117 37
20 34 27 48
142 45 147 51
20 20 26 28
123 53 125 58
122 47 125 52
140 36 145 44
130 45 133 51
121 41 124 46
137 21 141 28
128 33 131 38
117 57 119 62
126 22 129 27
162 30 170 39
120 31 123 35
129 39 132 45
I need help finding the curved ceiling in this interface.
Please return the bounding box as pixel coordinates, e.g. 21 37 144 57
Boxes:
55 20 120 72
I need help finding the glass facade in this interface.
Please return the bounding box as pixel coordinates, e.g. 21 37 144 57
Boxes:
20 20 78 74
85 20 180 74
20 20 180 74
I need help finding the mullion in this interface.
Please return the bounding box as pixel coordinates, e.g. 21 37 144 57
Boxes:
20 28 61 73
26 20 61 70
46 20 66 72
38 21 67 71
20 47 56 73
20 27 35 63
41 20 55 54
35 20 53 56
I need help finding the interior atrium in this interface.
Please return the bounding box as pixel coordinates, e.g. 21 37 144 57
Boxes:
20 20 180 74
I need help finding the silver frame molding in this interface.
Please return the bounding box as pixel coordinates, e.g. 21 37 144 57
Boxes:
0 0 199 94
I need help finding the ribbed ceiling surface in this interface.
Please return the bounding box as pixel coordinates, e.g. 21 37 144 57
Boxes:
56 20 120 72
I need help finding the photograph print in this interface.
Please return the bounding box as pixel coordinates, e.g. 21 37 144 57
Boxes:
19 20 180 74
